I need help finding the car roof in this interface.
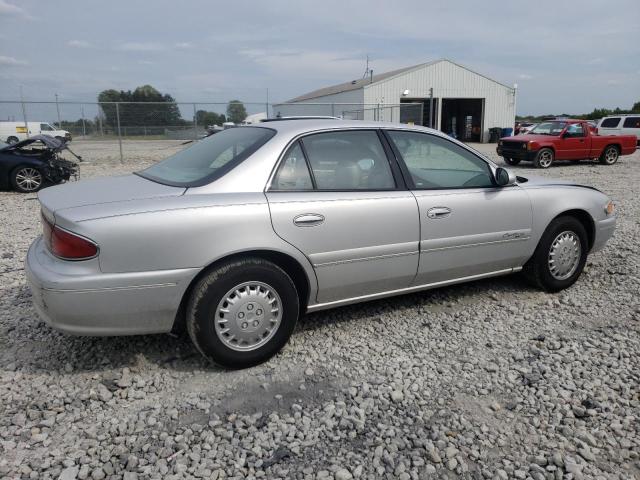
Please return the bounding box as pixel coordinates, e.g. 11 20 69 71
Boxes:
247 118 444 138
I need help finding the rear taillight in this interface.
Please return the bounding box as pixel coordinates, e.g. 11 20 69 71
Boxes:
41 214 98 260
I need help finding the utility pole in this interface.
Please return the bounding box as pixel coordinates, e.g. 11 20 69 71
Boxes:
20 85 29 138
81 104 87 137
55 93 62 129
266 88 269 119
429 87 434 128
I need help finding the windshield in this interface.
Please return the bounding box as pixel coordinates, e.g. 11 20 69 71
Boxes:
529 121 567 135
138 127 275 187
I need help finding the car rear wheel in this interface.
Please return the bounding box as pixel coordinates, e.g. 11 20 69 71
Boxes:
6 136 19 144
11 166 44 193
599 145 619 165
504 157 521 166
523 216 588 292
534 148 554 168
186 257 299 368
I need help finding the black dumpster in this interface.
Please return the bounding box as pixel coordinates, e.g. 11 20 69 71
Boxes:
489 127 502 143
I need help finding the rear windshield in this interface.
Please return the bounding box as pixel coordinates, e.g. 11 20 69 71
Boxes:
138 127 275 187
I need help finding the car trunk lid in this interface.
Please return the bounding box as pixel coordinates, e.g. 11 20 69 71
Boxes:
38 174 185 220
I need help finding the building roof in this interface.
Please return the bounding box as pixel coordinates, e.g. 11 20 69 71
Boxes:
283 59 513 103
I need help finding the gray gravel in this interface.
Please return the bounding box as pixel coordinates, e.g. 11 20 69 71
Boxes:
1 140 638 480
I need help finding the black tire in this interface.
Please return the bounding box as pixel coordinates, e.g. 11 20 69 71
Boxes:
6 136 19 144
534 148 554 169
504 157 521 166
523 216 588 292
186 257 299 368
10 166 44 193
599 145 619 165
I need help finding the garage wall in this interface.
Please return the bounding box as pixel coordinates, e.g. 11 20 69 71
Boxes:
273 89 365 118
364 60 515 142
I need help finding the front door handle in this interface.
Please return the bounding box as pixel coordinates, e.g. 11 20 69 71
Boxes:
426 207 451 219
293 213 325 227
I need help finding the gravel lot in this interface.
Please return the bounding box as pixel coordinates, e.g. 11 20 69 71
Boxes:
1 140 638 480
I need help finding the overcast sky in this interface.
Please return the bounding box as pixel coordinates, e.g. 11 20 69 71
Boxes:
0 0 638 116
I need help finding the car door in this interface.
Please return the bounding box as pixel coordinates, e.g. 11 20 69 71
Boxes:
384 130 533 285
556 123 590 160
266 129 420 304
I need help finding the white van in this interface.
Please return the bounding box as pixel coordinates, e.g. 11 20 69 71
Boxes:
597 115 640 146
0 122 72 144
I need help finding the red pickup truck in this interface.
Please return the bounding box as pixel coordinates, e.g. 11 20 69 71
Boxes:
497 119 636 168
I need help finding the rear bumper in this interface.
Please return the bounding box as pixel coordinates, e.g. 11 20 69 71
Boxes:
591 216 616 253
25 237 199 336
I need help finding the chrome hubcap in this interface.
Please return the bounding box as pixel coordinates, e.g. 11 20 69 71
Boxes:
548 231 581 280
538 151 553 168
605 148 618 164
15 168 42 191
214 281 282 351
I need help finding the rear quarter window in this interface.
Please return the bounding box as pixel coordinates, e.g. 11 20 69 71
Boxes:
600 117 621 128
622 117 640 128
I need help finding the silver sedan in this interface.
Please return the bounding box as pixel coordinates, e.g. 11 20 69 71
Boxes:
26 119 616 368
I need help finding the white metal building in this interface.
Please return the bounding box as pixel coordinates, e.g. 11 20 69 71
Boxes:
274 59 516 143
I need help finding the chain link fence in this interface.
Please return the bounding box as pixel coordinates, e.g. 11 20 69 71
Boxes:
0 100 425 162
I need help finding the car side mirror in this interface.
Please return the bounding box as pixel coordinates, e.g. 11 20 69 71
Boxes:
495 167 516 187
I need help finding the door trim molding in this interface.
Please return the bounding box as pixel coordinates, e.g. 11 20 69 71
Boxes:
313 250 419 268
306 267 520 312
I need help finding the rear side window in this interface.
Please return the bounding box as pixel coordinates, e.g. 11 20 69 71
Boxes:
301 131 396 190
138 127 275 187
272 142 313 190
601 117 621 128
623 117 640 128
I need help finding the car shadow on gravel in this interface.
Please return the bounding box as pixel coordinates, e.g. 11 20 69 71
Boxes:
2 274 536 375
298 273 536 333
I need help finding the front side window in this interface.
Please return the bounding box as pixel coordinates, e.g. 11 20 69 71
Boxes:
301 130 395 190
600 117 621 128
565 123 585 137
623 117 640 128
139 127 275 186
271 142 313 190
40 123 54 131
387 131 494 189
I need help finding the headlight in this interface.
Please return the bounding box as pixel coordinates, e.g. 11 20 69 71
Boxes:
604 201 615 216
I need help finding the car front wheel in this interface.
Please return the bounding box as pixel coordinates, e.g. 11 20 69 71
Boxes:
186 257 299 368
523 216 588 292
534 148 554 168
11 166 44 193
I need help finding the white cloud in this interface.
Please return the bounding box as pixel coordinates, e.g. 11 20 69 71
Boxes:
517 73 532 80
0 55 27 66
586 58 604 65
175 42 193 49
138 60 154 65
67 40 92 48
0 0 28 17
119 42 164 52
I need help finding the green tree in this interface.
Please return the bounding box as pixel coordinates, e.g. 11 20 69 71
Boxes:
226 100 247 124
97 85 183 130
632 101 640 113
196 110 226 127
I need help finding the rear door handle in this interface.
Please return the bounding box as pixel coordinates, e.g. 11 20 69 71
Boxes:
293 213 325 227
426 207 451 219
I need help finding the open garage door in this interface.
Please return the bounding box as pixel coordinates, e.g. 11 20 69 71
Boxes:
441 98 484 142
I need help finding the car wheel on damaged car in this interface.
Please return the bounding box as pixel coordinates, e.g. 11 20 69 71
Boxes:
25 119 617 369
12 166 43 192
